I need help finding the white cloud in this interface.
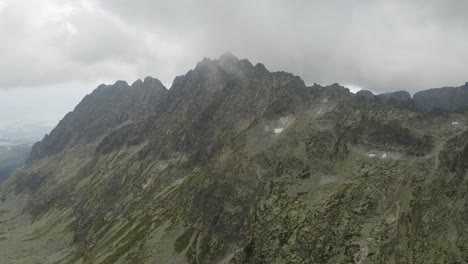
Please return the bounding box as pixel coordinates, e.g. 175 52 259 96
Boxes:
1 0 467 136
0 0 466 93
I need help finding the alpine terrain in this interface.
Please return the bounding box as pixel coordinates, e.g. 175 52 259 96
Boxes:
0 54 467 264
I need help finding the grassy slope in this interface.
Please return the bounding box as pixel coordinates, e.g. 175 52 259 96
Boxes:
1 100 466 264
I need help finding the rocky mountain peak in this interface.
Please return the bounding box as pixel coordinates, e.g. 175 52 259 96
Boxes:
377 90 411 104
355 89 412 107
29 77 167 161
113 80 129 88
355 89 376 102
195 53 254 75
218 51 240 64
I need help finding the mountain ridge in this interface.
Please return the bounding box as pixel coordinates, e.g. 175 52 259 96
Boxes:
30 54 466 162
29 76 167 161
0 53 467 264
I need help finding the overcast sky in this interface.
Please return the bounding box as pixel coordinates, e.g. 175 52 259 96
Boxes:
0 0 467 133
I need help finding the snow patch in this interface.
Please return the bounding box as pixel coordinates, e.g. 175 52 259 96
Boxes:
264 115 295 134
274 128 284 134
366 150 401 160
452 121 459 126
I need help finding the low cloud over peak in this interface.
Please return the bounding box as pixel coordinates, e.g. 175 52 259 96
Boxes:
0 0 467 93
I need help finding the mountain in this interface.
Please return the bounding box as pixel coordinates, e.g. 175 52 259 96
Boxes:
376 90 411 104
29 76 167 161
414 82 468 112
356 90 412 107
0 54 467 264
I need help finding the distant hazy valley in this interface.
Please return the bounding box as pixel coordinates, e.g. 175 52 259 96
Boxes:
0 144 30 181
0 124 52 181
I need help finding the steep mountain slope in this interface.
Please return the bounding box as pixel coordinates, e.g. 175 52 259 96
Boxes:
0 54 467 264
29 77 167 160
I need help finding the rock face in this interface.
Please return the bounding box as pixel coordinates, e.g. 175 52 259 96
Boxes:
0 54 467 264
355 89 376 103
29 77 167 160
413 83 468 111
377 90 412 104
355 90 412 107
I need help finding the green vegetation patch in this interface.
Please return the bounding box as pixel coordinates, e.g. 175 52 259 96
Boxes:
174 226 195 253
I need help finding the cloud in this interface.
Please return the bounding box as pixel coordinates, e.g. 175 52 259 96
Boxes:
0 0 467 93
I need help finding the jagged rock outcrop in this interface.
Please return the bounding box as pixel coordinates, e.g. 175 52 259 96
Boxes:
0 54 467 264
355 89 376 103
29 77 167 160
96 52 313 161
355 90 412 107
377 90 411 104
413 82 468 112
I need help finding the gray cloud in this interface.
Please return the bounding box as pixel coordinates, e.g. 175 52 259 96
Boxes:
0 0 467 93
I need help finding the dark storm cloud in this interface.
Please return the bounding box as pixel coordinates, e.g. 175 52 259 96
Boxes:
0 0 467 93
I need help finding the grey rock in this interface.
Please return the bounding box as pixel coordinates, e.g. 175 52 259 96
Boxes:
29 77 167 160
376 90 411 104
413 83 468 111
356 89 376 103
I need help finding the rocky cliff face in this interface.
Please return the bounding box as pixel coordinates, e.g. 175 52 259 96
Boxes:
0 54 467 264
